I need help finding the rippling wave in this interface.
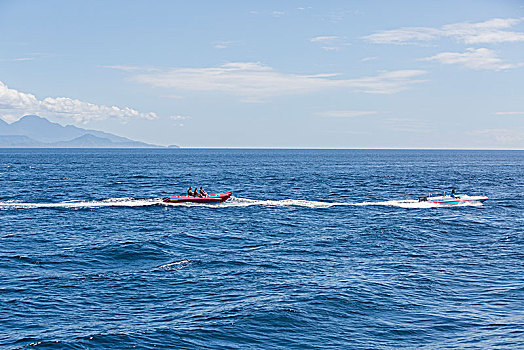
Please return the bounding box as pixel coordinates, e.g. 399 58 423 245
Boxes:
1 149 522 349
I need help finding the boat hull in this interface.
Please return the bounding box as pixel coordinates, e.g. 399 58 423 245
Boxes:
163 191 233 203
423 195 488 205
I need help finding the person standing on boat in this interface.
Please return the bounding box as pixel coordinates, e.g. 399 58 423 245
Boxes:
199 187 208 197
451 189 456 198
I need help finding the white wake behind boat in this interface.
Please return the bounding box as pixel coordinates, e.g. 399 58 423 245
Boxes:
418 194 488 205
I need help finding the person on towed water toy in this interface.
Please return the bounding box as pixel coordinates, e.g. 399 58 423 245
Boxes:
187 186 194 196
199 187 208 197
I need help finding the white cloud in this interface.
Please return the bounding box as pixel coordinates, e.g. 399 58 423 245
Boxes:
384 118 434 133
322 9 358 23
321 46 341 51
101 65 159 72
161 94 185 99
132 62 427 101
170 115 186 127
423 48 523 70
442 18 524 44
212 40 241 49
495 111 524 115
473 128 524 144
310 36 340 43
364 17 524 45
170 115 189 120
320 110 378 118
310 36 349 51
340 69 427 94
364 27 440 44
0 80 157 123
0 81 40 110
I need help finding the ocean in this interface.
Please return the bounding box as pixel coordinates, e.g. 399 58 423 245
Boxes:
1 149 523 349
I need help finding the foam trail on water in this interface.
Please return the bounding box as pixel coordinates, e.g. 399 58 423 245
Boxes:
228 197 483 209
206 197 337 208
222 197 441 209
0 196 484 210
166 197 484 209
156 259 193 270
354 200 440 209
0 197 165 209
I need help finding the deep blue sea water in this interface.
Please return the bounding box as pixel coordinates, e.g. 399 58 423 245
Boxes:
1 149 523 349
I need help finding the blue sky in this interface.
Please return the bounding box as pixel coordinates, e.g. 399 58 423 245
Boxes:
0 0 523 148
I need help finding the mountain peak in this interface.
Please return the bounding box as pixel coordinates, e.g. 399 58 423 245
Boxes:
0 114 165 148
15 114 50 124
19 114 45 121
12 114 61 127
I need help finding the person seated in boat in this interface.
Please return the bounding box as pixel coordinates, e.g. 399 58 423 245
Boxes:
194 187 201 197
187 186 194 196
199 187 208 197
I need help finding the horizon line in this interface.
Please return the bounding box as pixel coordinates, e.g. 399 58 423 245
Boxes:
0 147 523 151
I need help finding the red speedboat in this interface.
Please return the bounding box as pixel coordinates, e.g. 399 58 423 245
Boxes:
163 191 233 203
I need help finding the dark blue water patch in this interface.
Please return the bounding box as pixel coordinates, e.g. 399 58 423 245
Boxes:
0 149 523 349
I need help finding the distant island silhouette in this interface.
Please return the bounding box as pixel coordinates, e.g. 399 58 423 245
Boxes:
0 115 176 148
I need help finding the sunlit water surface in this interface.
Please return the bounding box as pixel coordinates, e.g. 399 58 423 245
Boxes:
1 149 523 349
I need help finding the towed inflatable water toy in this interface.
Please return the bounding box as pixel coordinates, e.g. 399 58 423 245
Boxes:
418 194 488 205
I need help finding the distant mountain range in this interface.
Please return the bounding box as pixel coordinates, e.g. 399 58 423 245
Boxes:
0 115 176 148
